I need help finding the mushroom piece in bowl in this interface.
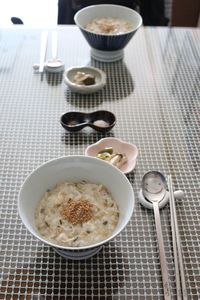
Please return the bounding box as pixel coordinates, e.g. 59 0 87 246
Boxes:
18 156 135 260
74 4 142 62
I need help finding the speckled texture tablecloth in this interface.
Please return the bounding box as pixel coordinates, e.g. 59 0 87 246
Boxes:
0 26 199 299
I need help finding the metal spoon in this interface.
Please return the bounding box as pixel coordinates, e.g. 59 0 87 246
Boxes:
142 171 171 300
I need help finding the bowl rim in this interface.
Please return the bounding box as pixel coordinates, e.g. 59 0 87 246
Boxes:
74 4 143 36
18 155 135 251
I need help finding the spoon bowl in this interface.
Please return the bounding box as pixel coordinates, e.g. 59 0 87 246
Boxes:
142 171 167 202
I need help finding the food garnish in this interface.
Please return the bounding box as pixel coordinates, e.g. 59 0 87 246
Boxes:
93 120 109 128
97 147 128 168
98 147 113 154
62 198 93 225
74 71 95 85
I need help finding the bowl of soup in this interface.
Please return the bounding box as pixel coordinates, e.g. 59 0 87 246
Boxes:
18 156 135 260
74 4 142 62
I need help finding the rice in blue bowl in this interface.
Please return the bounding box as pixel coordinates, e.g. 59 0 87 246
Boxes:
74 4 142 62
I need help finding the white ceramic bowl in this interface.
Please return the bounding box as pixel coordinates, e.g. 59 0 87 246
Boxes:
64 66 106 94
74 4 142 62
18 156 134 259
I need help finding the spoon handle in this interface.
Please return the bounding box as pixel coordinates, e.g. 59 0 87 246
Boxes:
153 202 171 300
52 30 57 60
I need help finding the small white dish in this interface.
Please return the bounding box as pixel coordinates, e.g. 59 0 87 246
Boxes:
63 66 106 94
85 137 138 174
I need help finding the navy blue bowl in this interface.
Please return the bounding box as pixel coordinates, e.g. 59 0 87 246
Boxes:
74 4 142 52
79 27 137 51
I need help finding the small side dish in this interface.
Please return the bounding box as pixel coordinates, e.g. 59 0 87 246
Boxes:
35 181 119 247
85 137 138 174
64 66 106 94
60 110 116 133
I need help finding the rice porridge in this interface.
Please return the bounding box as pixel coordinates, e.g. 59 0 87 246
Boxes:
85 17 133 35
35 181 119 247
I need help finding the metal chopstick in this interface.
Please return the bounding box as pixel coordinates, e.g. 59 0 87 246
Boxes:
39 30 48 73
168 175 182 299
168 175 188 299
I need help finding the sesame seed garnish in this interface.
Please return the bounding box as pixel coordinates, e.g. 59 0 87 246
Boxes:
62 199 93 225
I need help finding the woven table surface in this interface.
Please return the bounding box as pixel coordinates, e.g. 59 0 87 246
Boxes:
0 26 199 299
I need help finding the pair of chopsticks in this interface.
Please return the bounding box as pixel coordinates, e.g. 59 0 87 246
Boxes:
39 30 48 73
39 30 58 73
168 175 188 300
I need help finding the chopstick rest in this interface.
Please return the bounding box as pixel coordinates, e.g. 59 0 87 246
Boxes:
138 189 184 210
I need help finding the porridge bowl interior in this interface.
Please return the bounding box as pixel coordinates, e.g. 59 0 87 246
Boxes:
74 4 142 61
18 156 134 253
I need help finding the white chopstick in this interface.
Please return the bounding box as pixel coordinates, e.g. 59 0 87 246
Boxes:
168 175 188 300
39 30 48 73
51 30 57 60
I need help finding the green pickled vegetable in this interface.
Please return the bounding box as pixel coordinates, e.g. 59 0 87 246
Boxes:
98 147 113 155
97 152 111 160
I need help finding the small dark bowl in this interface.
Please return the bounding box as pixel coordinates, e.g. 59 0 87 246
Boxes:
60 110 116 133
74 5 142 52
